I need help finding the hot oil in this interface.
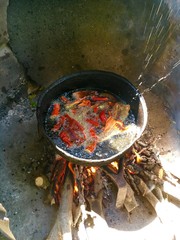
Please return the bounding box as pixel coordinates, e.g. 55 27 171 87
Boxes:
45 89 139 160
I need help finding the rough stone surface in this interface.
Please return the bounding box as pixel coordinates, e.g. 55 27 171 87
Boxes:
0 100 57 240
0 0 9 45
0 45 25 106
7 0 171 86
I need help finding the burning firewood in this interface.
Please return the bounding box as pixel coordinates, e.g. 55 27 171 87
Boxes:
46 172 73 240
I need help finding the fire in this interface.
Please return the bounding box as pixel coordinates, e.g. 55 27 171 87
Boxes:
74 182 79 194
86 166 97 176
107 161 119 174
133 148 142 163
110 161 119 170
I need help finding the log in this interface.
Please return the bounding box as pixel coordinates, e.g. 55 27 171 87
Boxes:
0 217 16 240
0 204 16 240
124 184 139 212
35 175 50 189
46 173 73 240
163 181 180 201
135 176 168 223
103 164 127 208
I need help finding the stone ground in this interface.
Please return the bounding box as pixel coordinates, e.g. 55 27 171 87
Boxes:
0 0 180 239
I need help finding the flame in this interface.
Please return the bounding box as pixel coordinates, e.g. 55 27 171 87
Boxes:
107 161 119 174
133 148 142 163
90 167 97 174
110 161 119 170
74 182 79 193
87 167 97 176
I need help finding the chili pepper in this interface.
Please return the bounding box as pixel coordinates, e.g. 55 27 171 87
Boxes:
86 118 99 127
115 120 125 130
59 131 72 147
51 116 65 132
72 90 97 99
91 96 108 101
89 128 97 138
99 110 107 123
64 114 84 131
85 140 97 153
61 96 69 103
78 99 91 107
51 103 60 118
58 114 86 147
93 106 98 113
103 116 115 132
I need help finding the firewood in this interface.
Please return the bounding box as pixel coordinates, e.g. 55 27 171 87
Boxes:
134 176 168 223
103 165 128 208
162 181 180 201
35 175 50 189
152 187 164 202
124 184 139 212
46 173 73 240
0 203 6 219
116 185 128 208
90 169 104 216
0 217 16 240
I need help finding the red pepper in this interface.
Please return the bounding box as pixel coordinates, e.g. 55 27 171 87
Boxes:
115 120 125 130
64 114 84 131
89 128 97 138
85 141 97 153
78 99 91 107
86 118 99 127
61 96 69 103
51 103 60 117
51 116 65 132
91 96 108 101
59 131 72 147
93 106 98 113
99 110 107 123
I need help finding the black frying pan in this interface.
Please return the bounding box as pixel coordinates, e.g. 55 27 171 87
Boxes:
36 70 148 166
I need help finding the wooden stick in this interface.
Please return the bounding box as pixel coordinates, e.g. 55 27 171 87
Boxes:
46 172 73 240
124 184 139 212
135 176 167 223
0 217 16 240
163 181 180 201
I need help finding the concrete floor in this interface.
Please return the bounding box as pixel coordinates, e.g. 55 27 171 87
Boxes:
0 0 180 239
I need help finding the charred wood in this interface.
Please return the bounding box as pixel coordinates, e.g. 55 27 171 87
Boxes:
47 172 73 240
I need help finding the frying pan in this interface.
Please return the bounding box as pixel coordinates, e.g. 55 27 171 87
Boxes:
36 70 148 166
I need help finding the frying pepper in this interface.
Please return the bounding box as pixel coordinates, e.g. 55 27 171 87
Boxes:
91 96 108 101
51 103 60 118
78 99 91 107
89 128 97 138
86 118 99 127
93 106 98 113
99 110 107 123
85 141 97 153
60 96 69 103
51 116 66 132
59 131 72 147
